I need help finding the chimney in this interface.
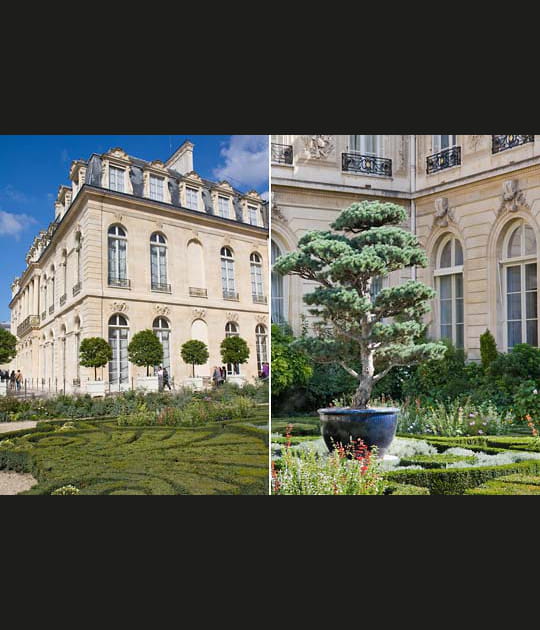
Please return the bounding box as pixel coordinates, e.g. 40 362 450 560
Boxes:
165 140 194 175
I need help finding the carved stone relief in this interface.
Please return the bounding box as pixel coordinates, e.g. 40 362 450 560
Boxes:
154 305 170 317
193 308 207 320
110 301 128 313
303 135 335 160
431 197 456 230
498 180 529 215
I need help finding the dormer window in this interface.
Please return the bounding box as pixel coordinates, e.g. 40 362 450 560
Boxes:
150 175 164 202
218 196 230 219
248 205 259 226
186 186 199 210
109 166 125 193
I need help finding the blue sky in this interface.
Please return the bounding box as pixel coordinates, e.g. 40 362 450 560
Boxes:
0 134 269 322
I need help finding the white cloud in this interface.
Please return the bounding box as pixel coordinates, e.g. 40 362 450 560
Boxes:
213 135 269 191
0 185 31 204
260 190 269 201
61 148 70 163
0 210 37 240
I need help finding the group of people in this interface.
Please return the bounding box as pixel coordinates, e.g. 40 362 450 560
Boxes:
0 369 24 391
211 362 269 387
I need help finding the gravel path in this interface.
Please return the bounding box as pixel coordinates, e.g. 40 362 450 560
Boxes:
0 422 39 494
0 421 37 434
0 472 37 495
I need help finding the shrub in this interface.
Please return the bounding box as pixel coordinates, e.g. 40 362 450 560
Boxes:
488 344 540 404
271 324 313 398
128 330 164 376
79 337 113 380
512 380 540 425
480 329 498 372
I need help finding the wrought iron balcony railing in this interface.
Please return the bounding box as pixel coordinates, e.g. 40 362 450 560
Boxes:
426 146 461 174
59 294 67 307
492 135 535 154
189 287 208 298
108 277 131 289
271 143 293 165
252 294 267 304
49 305 55 315
342 152 392 177
17 315 40 338
151 281 171 293
223 289 239 301
72 282 81 296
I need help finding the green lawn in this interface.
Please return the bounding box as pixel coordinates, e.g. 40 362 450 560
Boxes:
1 418 269 495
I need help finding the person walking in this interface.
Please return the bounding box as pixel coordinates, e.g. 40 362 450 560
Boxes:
261 362 269 381
15 370 23 392
220 366 227 385
162 367 172 391
157 366 164 392
212 366 221 388
9 370 16 391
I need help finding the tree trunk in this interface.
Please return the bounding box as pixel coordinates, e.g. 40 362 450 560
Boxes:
192 363 195 378
147 365 149 377
94 366 97 381
352 345 375 409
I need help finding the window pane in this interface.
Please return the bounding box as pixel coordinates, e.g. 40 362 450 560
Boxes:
526 291 538 320
527 320 538 347
455 274 463 299
456 324 464 349
440 242 452 268
508 321 522 348
456 298 464 324
508 226 521 258
441 324 452 341
439 275 452 299
526 263 537 291
525 226 536 256
507 293 522 320
441 299 453 326
507 266 521 293
455 241 463 266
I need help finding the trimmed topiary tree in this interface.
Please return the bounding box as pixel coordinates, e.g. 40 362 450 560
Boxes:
220 336 250 375
274 200 447 409
480 329 498 372
79 337 113 380
0 328 17 365
181 340 209 377
128 330 163 376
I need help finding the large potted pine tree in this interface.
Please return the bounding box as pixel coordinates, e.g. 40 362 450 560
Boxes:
274 200 446 457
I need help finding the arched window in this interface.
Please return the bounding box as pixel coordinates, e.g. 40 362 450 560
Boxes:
256 324 268 375
502 221 538 348
108 225 128 287
271 241 285 323
50 265 55 313
187 240 205 293
74 316 81 384
250 253 264 302
153 317 171 373
225 322 240 376
221 247 236 299
435 236 464 348
191 319 209 377
75 231 83 289
108 314 129 386
150 233 169 292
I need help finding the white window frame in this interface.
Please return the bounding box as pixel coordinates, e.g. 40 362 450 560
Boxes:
149 174 165 202
433 235 464 348
248 205 259 226
218 196 230 219
250 253 264 298
108 225 128 283
225 322 240 376
221 247 236 295
501 221 539 350
271 240 286 324
109 166 125 193
256 324 268 374
349 135 382 156
185 186 199 211
108 314 130 385
153 317 171 373
432 135 458 154
150 233 168 289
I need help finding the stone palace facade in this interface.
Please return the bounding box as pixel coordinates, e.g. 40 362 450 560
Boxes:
10 141 269 392
272 134 540 361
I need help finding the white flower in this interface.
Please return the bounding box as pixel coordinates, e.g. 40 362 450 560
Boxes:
534 390 538 395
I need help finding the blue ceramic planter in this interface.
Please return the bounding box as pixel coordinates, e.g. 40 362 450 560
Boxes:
318 407 399 458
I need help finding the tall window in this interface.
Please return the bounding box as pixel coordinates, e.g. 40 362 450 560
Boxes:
271 241 285 323
502 221 538 348
370 276 383 301
50 272 55 310
433 135 457 153
250 253 264 299
150 233 168 290
221 247 236 298
108 314 129 385
153 317 171 373
186 187 199 210
43 276 48 313
108 225 128 286
435 236 464 348
76 234 83 286
248 206 259 226
218 196 230 219
109 166 125 192
256 325 268 374
150 175 164 201
349 135 380 155
225 322 240 376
